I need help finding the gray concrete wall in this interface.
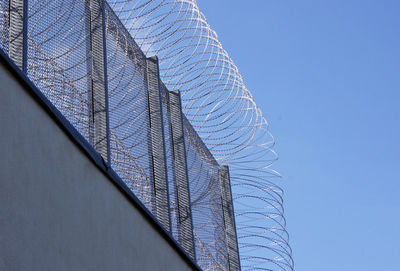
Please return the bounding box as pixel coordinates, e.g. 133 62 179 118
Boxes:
0 60 194 271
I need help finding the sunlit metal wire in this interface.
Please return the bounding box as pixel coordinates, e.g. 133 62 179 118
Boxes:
0 0 294 269
106 1 294 270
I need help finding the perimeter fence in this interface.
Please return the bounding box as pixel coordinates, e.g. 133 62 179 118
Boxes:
0 0 240 270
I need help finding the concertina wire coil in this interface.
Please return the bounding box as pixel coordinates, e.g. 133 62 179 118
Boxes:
0 0 294 269
106 1 294 270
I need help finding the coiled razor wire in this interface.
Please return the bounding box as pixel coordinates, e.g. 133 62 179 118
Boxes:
0 0 294 269
106 1 294 270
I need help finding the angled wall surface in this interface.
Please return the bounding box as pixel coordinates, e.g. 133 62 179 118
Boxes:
0 59 195 271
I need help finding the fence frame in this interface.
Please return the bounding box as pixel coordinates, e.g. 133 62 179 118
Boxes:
87 0 111 163
169 90 196 260
146 56 171 232
219 165 241 271
9 0 27 71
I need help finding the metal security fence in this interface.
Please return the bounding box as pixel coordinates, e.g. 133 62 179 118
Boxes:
0 0 241 270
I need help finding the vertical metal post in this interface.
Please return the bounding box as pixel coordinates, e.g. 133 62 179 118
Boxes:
9 0 27 71
219 165 241 271
146 56 171 232
169 90 196 260
88 0 110 163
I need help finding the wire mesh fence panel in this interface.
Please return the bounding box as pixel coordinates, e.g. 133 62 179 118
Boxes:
26 0 92 144
0 0 9 54
105 5 155 212
160 83 180 239
183 117 229 271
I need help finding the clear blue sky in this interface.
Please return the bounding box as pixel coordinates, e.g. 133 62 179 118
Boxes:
198 1 400 270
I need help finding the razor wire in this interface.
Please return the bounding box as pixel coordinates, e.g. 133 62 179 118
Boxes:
106 1 294 270
0 0 293 269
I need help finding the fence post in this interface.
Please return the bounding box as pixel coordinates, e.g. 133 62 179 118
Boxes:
88 0 110 163
146 56 171 232
9 0 27 71
169 90 196 260
219 165 241 271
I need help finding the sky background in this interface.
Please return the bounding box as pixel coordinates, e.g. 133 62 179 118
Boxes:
197 1 400 270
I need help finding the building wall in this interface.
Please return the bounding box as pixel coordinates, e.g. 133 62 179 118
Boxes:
0 60 194 271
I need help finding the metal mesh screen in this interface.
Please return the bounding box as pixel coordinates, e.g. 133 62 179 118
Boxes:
105 5 155 211
0 0 9 54
26 0 92 144
183 117 229 271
